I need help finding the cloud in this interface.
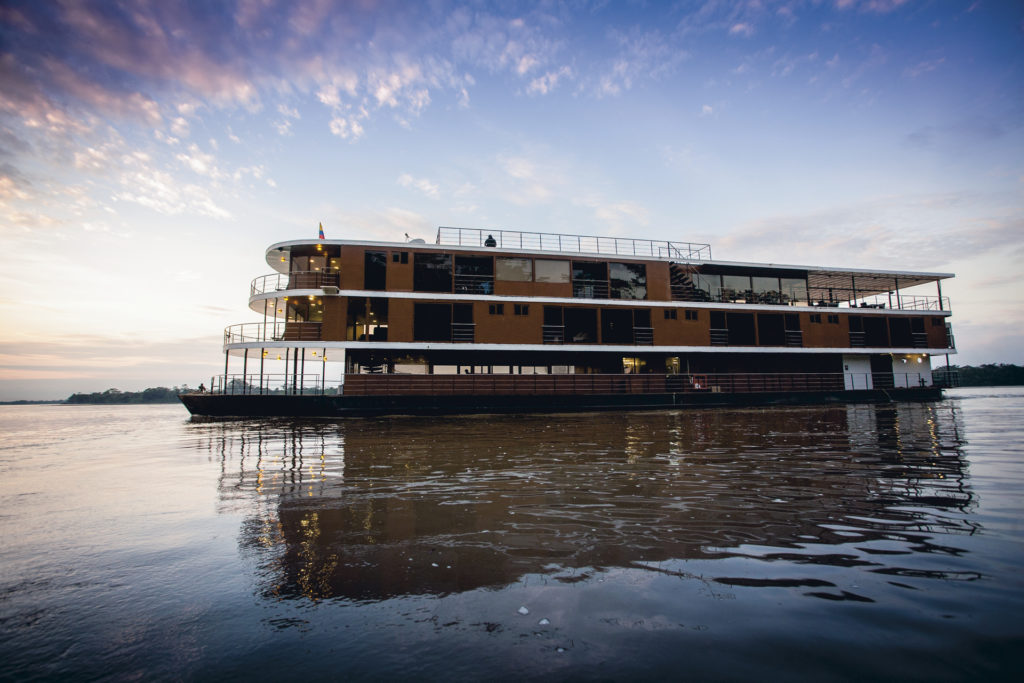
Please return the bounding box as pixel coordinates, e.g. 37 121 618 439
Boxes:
904 58 945 78
835 0 911 13
717 193 1024 271
397 173 440 199
592 29 688 98
729 23 755 37
527 66 573 95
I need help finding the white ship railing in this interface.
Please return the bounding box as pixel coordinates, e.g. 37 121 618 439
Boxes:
436 227 712 261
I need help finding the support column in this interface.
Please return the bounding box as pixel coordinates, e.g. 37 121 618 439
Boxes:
223 351 229 394
259 348 265 395
242 348 248 394
284 348 290 395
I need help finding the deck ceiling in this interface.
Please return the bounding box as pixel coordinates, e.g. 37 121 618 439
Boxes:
805 269 946 296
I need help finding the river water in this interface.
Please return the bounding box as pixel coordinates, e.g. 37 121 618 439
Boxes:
1 388 1022 680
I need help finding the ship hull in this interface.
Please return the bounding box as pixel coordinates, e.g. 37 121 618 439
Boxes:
179 387 943 419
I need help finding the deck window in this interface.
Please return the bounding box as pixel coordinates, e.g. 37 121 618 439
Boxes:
364 251 386 290
454 255 494 294
347 297 388 341
564 307 598 343
693 273 722 301
413 253 453 293
609 262 647 300
413 303 451 341
722 275 751 302
601 308 634 344
752 276 780 304
535 259 570 283
496 257 533 282
727 313 756 346
757 313 785 346
781 277 808 305
572 261 608 298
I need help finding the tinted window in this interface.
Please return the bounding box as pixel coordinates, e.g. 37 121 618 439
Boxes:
413 253 452 292
413 303 451 341
535 259 570 283
609 263 647 300
496 258 532 281
564 308 598 343
602 308 634 344
364 251 386 290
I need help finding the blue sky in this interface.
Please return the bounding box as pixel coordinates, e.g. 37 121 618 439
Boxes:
1 0 1021 399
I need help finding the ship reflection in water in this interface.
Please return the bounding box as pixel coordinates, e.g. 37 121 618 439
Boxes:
200 403 976 605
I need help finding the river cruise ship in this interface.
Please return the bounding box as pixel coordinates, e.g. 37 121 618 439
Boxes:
180 226 955 418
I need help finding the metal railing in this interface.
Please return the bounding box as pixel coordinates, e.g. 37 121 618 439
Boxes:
251 271 340 296
572 278 609 299
811 293 950 312
211 373 343 396
453 273 495 294
224 321 322 345
436 227 712 261
451 322 476 342
542 325 565 344
634 327 654 345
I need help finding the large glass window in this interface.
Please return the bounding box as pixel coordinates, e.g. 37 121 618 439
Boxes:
347 297 389 341
364 251 386 290
722 275 751 302
601 308 634 344
572 261 608 298
693 273 722 301
413 303 451 341
752 276 780 304
496 257 533 281
454 255 494 294
535 259 570 283
780 277 808 305
564 307 598 343
609 262 647 300
413 253 452 292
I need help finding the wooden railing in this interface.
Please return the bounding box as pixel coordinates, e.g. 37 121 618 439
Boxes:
340 372 929 397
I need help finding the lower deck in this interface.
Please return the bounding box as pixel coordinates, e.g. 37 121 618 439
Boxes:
180 383 943 419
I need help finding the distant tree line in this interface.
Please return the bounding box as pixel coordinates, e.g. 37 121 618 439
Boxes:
65 386 194 404
939 364 1024 387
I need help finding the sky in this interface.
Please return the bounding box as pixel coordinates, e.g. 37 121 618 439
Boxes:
0 0 1022 400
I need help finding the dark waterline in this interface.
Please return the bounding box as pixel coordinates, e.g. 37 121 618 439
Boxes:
1 388 1023 680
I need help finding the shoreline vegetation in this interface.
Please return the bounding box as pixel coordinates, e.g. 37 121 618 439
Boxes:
1 365 1023 404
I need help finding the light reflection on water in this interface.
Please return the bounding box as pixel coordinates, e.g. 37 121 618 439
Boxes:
204 404 978 605
1 390 1023 680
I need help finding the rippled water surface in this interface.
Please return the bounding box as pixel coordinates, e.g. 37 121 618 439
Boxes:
2 388 1023 680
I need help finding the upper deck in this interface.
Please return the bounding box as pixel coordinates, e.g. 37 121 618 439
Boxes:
262 226 953 312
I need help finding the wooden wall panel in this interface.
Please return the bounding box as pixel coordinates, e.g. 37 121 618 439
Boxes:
473 302 540 344
387 298 414 342
321 297 347 341
387 250 414 291
338 247 364 290
645 262 671 302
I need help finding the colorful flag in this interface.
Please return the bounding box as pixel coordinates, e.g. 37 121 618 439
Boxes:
318 222 325 239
